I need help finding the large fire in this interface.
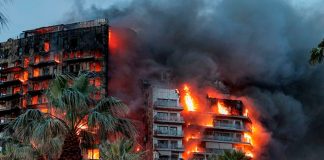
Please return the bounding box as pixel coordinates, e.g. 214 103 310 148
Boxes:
183 85 196 112
180 83 269 159
217 101 230 115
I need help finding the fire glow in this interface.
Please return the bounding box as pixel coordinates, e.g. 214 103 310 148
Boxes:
180 83 268 159
183 85 196 112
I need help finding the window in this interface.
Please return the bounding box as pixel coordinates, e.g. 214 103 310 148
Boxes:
156 98 177 107
14 73 20 80
87 149 99 159
171 141 178 149
44 41 50 52
157 140 168 148
94 78 101 87
170 127 177 135
156 112 168 120
13 86 20 94
24 58 29 67
33 83 40 90
170 113 177 121
32 96 38 105
34 56 40 64
157 126 168 134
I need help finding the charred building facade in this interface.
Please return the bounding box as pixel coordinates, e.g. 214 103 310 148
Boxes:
0 19 110 128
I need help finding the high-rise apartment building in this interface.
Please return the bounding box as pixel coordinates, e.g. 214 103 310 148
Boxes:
0 19 110 128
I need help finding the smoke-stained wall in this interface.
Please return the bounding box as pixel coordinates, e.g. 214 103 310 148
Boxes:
64 0 324 159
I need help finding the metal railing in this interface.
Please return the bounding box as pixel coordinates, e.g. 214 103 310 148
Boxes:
154 116 184 123
154 130 184 137
204 135 250 144
154 144 184 150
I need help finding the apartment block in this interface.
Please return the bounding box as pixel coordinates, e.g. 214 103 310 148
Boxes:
142 82 185 160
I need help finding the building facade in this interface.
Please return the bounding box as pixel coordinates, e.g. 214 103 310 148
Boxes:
0 19 110 127
190 98 253 160
142 82 185 160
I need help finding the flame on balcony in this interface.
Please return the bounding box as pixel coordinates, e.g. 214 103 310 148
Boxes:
183 84 196 112
218 101 229 115
179 83 270 159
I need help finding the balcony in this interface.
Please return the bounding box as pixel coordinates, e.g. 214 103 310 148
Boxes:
154 101 183 111
0 93 22 101
29 73 54 81
154 130 184 138
0 79 22 87
0 65 24 74
208 123 252 132
29 60 59 67
202 135 251 145
154 144 185 152
154 116 184 124
63 55 96 63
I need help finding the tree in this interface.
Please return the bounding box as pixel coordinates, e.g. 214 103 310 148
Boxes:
0 0 10 30
215 150 251 160
6 73 135 160
309 39 324 65
99 138 145 160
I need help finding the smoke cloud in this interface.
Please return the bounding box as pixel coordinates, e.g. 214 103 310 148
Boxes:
65 0 324 159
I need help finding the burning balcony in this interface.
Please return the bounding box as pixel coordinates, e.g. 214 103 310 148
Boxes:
0 99 21 116
202 132 252 145
63 51 103 63
29 54 60 67
205 119 252 132
29 67 56 81
0 65 24 74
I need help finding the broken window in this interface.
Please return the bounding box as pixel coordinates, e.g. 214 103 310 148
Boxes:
33 68 40 77
44 41 50 52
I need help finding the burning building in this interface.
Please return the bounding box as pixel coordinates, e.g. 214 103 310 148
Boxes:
0 19 110 128
141 82 255 160
181 85 254 160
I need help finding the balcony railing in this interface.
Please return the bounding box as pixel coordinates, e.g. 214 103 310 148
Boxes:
153 101 183 110
154 144 184 151
154 116 184 123
213 123 252 132
154 130 184 137
203 135 251 144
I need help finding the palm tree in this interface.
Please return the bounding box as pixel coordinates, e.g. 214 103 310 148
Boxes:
6 73 135 160
216 150 251 160
0 0 10 30
99 138 145 160
309 39 324 65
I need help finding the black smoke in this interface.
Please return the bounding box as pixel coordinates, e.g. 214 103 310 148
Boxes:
65 0 324 159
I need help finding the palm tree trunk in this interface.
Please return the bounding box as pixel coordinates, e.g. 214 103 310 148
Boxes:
59 131 82 160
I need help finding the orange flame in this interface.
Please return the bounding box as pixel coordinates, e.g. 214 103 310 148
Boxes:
218 101 229 115
183 85 196 111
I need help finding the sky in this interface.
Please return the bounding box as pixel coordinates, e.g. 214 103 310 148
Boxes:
0 0 132 41
0 0 322 42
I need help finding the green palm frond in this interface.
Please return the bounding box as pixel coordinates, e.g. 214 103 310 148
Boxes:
31 118 67 144
99 138 145 160
309 39 324 65
94 97 129 117
88 111 118 132
80 129 96 148
1 141 38 160
218 150 251 160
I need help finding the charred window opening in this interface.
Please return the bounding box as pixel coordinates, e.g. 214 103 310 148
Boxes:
43 41 50 52
69 38 78 50
96 33 103 44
